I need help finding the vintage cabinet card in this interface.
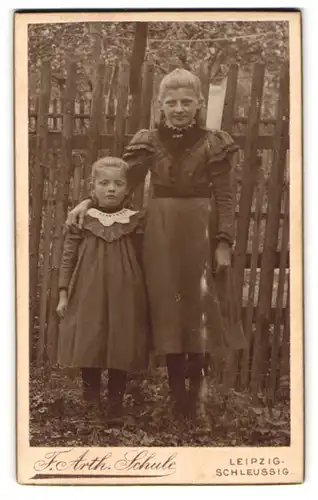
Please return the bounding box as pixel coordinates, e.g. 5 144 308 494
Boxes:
15 10 303 485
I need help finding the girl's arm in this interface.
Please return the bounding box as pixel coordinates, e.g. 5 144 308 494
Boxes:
207 130 238 247
57 229 83 318
210 159 235 246
123 129 155 194
65 199 93 230
56 288 68 318
58 228 83 292
207 130 238 272
209 159 235 273
125 151 151 194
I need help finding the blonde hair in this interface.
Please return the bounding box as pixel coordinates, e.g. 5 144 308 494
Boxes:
156 68 207 127
89 156 129 196
91 156 128 181
158 68 204 103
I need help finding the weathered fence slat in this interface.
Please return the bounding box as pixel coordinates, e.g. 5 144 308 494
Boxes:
280 275 290 380
103 64 112 100
105 64 118 135
221 64 239 132
46 60 77 363
198 59 211 123
28 97 35 129
250 62 289 397
129 53 144 133
80 99 85 132
56 97 62 130
48 102 53 130
223 64 265 390
84 60 106 193
73 100 79 132
37 161 55 365
133 61 155 208
72 153 82 208
29 61 51 358
101 65 113 134
53 98 58 130
218 149 239 387
113 62 129 157
240 169 266 388
140 62 154 130
126 97 134 135
234 63 265 301
267 185 290 404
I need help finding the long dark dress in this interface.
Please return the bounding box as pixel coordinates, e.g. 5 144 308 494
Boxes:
123 123 245 356
57 207 149 372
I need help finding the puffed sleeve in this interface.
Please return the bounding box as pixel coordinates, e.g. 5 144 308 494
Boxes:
58 227 83 290
123 129 156 192
207 130 239 245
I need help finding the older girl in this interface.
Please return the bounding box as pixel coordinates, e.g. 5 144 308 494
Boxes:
57 157 148 422
66 69 245 421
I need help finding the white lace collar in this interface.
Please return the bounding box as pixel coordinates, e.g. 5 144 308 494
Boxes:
86 207 139 227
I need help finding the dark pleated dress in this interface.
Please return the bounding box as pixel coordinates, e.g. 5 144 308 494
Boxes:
123 123 246 357
57 207 149 372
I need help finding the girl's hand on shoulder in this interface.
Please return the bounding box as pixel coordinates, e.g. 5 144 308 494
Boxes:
64 199 91 233
56 295 68 318
215 241 232 273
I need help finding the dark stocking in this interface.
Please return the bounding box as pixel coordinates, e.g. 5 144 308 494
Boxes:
187 353 204 418
166 353 187 417
81 368 101 404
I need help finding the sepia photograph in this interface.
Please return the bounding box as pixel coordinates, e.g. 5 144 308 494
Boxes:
15 10 303 485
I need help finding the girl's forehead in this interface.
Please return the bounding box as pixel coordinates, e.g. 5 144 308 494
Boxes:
95 167 127 181
161 87 199 101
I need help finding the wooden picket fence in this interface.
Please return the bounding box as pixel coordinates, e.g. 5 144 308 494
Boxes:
29 58 290 404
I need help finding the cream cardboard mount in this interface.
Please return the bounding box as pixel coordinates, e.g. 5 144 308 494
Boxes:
15 10 303 485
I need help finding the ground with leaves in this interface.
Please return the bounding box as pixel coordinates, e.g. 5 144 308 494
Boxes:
30 364 290 448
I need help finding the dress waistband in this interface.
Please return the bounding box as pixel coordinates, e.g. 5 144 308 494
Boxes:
152 185 211 198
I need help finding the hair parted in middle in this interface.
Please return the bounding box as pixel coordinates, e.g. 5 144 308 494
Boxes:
158 68 204 103
156 68 207 127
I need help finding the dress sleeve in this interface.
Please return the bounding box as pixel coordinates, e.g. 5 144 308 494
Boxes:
123 129 155 192
58 227 83 290
207 130 239 245
130 210 147 269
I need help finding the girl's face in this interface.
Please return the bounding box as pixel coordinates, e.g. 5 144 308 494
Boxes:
161 88 200 128
94 167 128 209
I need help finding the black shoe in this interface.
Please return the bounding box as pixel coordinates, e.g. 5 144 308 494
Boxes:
83 388 101 410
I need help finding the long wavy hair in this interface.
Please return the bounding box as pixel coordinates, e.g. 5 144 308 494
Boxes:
155 68 207 128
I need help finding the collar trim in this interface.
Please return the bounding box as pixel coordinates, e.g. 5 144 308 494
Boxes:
86 208 139 227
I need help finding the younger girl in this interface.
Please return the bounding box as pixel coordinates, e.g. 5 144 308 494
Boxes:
56 157 148 421
66 69 246 421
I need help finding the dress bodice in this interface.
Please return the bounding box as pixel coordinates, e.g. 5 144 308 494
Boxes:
124 126 238 194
